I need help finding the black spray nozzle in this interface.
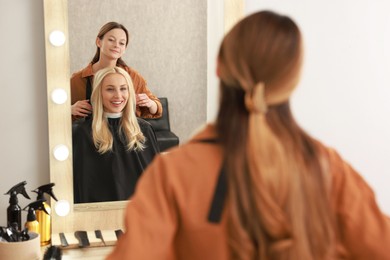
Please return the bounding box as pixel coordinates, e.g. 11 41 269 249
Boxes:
5 181 31 204
32 183 58 201
23 199 50 220
1 224 30 242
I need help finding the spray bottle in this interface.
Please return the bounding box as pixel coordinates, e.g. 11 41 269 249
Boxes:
4 181 31 230
23 199 48 234
32 183 57 246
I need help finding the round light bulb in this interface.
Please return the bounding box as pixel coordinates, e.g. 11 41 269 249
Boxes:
51 88 68 104
49 30 66 47
55 200 70 217
53 144 69 161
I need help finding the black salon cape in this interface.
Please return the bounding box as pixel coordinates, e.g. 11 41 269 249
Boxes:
72 117 159 203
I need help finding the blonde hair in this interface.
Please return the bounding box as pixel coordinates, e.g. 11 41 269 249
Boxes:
216 11 335 259
91 66 145 153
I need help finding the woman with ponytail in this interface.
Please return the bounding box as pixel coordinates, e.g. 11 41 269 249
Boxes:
108 10 390 259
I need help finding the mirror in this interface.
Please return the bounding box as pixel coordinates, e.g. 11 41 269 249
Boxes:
43 0 243 240
68 0 208 204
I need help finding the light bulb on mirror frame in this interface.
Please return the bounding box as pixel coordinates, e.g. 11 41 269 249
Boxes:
49 30 66 47
55 200 70 217
51 88 68 104
53 144 69 161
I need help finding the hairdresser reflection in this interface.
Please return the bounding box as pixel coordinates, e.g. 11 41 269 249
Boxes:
72 67 159 203
71 22 162 121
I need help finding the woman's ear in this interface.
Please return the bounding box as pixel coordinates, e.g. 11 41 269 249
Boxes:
96 37 101 48
216 59 221 78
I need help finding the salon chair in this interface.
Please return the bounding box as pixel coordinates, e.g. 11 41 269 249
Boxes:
145 97 179 152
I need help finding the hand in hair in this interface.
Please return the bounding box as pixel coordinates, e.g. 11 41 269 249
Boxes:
71 99 92 117
136 93 157 114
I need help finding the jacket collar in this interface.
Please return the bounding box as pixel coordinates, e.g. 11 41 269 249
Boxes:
81 63 94 78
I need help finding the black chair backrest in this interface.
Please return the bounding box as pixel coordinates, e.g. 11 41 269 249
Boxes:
147 97 170 132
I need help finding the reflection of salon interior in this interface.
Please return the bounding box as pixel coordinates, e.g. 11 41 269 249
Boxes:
2 0 390 259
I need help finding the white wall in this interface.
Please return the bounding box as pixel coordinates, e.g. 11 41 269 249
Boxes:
207 0 224 123
245 0 390 214
0 0 50 226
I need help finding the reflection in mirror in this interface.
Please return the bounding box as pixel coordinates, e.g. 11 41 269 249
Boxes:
68 0 209 142
70 19 164 204
44 0 243 242
68 0 208 205
72 67 160 204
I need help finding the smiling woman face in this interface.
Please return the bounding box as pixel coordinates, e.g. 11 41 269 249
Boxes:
101 73 129 113
97 28 127 61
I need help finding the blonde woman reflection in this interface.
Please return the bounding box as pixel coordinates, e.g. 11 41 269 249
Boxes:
107 11 390 260
72 67 159 204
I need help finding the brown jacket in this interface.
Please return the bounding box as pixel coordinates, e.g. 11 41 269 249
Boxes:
70 63 162 119
107 124 390 260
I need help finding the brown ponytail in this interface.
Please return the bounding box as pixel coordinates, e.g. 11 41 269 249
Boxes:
216 11 335 259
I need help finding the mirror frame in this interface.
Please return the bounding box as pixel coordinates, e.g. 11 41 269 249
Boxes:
44 0 244 237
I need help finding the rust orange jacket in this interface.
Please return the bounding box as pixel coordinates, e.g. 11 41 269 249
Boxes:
107 124 390 260
71 63 162 119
